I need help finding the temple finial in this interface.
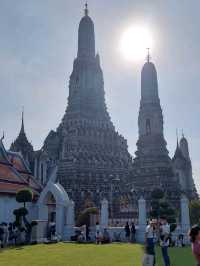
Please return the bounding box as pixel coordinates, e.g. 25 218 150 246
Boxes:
1 131 5 141
182 129 184 138
21 107 25 134
146 48 151 63
84 2 88 16
176 128 179 147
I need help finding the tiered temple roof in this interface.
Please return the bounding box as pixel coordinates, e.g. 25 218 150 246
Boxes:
0 139 42 196
10 112 34 168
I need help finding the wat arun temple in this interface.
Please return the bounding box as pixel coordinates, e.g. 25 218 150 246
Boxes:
10 5 197 221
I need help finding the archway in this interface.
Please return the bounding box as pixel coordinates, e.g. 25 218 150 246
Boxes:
37 182 70 238
44 191 56 223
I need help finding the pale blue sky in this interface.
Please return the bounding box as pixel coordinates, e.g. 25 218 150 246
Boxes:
0 1 199 190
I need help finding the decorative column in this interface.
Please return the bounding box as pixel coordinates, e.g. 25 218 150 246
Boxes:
38 160 42 182
35 203 48 243
56 205 64 239
34 157 38 178
67 200 75 227
138 196 146 243
43 162 47 184
100 198 109 228
65 200 75 241
181 195 190 233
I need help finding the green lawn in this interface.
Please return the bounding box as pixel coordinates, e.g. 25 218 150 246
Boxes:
0 243 196 266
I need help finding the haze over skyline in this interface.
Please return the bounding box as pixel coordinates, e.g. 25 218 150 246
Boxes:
0 1 199 190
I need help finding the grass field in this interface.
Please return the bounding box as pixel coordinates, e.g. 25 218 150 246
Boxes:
0 243 196 266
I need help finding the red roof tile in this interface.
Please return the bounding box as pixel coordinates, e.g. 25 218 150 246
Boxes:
0 164 23 183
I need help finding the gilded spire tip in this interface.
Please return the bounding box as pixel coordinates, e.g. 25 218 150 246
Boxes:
84 2 88 16
146 48 151 63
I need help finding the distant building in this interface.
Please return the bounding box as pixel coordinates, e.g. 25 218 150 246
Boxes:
131 55 197 207
10 112 51 187
172 134 197 198
10 111 34 170
41 4 133 218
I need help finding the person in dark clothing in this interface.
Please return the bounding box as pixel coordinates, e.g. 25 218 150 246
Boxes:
189 225 200 266
8 223 14 244
102 228 110 244
131 222 136 243
86 225 90 241
125 222 130 242
0 223 4 248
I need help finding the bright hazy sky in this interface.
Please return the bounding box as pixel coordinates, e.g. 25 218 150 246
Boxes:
0 1 199 190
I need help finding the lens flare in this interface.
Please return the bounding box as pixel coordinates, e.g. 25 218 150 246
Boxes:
120 25 153 62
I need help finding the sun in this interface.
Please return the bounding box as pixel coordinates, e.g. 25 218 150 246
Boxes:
120 25 153 62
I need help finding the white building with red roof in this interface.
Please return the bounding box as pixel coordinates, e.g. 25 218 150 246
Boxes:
0 137 73 240
0 138 42 222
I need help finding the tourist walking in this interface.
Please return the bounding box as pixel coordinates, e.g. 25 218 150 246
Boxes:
145 220 156 266
124 222 130 242
160 217 171 266
95 222 102 244
189 225 200 266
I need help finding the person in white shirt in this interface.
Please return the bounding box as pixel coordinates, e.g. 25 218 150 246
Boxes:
160 217 171 266
145 220 157 266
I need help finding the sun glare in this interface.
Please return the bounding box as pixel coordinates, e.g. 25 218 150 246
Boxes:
120 25 153 62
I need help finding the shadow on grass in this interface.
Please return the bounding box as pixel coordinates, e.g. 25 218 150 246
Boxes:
0 245 25 253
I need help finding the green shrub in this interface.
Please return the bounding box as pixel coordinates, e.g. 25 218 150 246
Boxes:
16 188 33 208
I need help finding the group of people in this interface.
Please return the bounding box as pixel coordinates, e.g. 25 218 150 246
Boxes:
95 226 111 244
2 218 200 266
144 218 200 266
0 222 20 248
124 222 136 242
144 217 171 266
95 221 136 244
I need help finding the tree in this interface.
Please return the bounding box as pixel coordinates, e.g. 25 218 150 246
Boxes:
151 188 164 200
150 189 176 226
76 207 99 227
16 188 33 208
190 200 200 225
14 188 35 245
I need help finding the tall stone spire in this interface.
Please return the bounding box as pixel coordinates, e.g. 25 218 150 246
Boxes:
133 56 181 206
180 133 190 160
174 129 182 158
78 3 95 59
137 57 166 144
65 4 110 121
43 5 132 218
134 56 172 171
172 132 197 199
10 111 33 167
141 54 159 104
